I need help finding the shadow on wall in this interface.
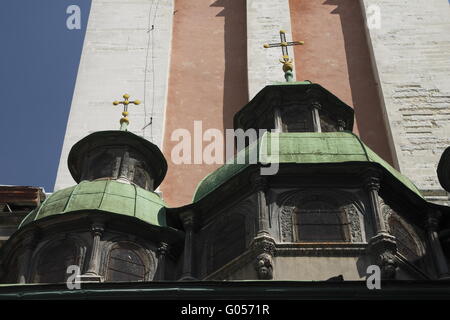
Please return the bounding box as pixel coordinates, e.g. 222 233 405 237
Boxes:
323 0 396 167
211 0 249 139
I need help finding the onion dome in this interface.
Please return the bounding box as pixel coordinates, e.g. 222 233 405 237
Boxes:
20 180 167 228
19 93 170 230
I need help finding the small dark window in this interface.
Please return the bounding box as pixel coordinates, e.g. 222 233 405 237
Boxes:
34 241 78 283
319 110 339 132
86 149 121 180
133 164 153 190
294 201 350 242
106 243 147 282
280 105 314 132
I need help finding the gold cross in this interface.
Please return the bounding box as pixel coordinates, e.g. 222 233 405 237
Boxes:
113 93 141 130
263 30 304 81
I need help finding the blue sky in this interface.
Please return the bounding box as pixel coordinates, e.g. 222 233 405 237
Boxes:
0 1 91 192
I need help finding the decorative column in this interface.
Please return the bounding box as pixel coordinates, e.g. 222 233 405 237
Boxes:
311 102 322 133
426 210 449 279
250 173 276 279
156 242 169 280
179 211 196 280
79 221 104 283
364 169 387 234
251 173 270 237
274 108 283 133
364 169 398 279
17 231 38 284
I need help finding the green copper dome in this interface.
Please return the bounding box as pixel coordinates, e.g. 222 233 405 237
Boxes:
193 132 422 202
20 180 167 228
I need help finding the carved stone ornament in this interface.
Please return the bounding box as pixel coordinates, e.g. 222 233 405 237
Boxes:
251 235 276 256
280 205 295 242
251 236 276 280
378 250 397 279
157 242 169 258
340 204 362 242
254 253 273 280
367 233 398 279
379 198 392 232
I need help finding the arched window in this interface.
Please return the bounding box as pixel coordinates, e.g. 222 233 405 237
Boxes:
319 109 341 132
132 162 154 190
34 241 78 283
106 242 148 282
294 200 350 242
88 149 117 180
388 216 422 263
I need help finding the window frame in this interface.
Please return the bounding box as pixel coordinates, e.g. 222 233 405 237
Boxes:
387 215 425 264
292 201 351 243
31 238 84 284
104 241 152 282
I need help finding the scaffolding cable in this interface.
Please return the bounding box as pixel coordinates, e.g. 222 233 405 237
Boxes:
142 0 160 139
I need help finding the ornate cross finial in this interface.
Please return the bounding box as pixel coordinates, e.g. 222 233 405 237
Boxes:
263 30 304 82
112 93 141 131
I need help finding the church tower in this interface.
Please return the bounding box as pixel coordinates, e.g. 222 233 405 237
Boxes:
54 0 174 191
55 0 450 209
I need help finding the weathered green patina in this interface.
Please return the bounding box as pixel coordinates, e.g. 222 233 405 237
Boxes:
20 179 167 228
193 132 422 202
